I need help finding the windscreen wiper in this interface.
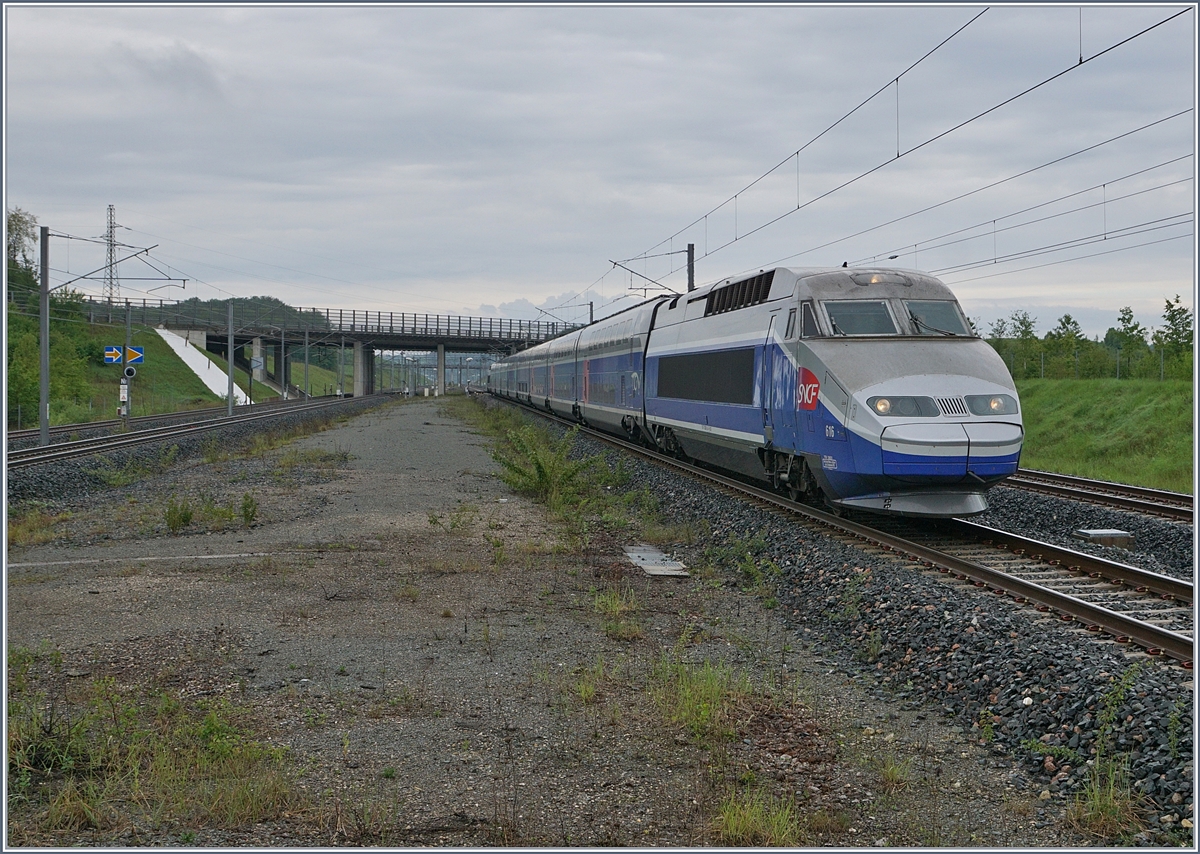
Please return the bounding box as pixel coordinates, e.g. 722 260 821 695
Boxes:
909 312 957 336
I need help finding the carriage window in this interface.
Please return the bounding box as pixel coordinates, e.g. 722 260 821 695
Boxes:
823 300 897 335
801 302 819 337
784 308 796 339
904 300 970 336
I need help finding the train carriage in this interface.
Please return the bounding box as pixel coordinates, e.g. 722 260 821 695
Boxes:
489 265 1022 518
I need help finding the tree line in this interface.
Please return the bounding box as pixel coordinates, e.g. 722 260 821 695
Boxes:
6 207 99 426
980 299 1193 381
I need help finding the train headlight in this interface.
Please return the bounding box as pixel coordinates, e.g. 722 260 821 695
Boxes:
867 396 938 417
965 394 1018 416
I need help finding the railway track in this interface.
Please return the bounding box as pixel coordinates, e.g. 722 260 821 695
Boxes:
6 396 366 470
1009 468 1193 522
508 402 1193 667
6 395 335 449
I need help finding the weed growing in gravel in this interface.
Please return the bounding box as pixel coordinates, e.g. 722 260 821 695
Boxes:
448 396 684 546
6 659 304 841
641 519 701 546
492 424 597 511
593 585 638 618
165 495 194 534
593 585 643 641
240 492 258 526
1068 754 1144 840
837 571 864 621
201 437 228 464
573 658 607 705
652 657 751 748
448 502 478 531
603 619 644 641
1066 666 1146 840
487 535 508 568
326 785 405 845
7 504 69 548
1021 738 1079 764
394 584 419 603
873 753 911 791
715 787 803 846
806 808 851 835
857 629 883 663
977 706 997 743
1166 696 1188 761
198 493 238 528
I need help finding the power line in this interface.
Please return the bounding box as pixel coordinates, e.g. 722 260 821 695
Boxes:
928 213 1192 276
852 169 1192 266
633 6 991 262
755 110 1192 272
637 7 1192 284
941 232 1192 285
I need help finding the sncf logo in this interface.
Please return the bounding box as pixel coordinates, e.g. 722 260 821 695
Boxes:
798 367 820 411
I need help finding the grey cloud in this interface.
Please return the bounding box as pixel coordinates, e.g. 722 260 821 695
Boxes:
4 5 1192 336
112 39 224 100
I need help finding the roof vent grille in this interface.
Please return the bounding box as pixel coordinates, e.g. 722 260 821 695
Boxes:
704 270 776 317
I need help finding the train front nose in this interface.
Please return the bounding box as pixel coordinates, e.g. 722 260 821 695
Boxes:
879 421 1022 480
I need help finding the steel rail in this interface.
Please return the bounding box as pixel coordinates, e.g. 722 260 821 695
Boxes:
7 396 335 446
508 402 1194 665
1008 470 1193 522
947 519 1193 603
7 397 365 469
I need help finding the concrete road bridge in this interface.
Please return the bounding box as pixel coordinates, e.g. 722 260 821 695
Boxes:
83 297 578 397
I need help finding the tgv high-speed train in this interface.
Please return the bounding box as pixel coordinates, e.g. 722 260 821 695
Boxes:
488 266 1022 517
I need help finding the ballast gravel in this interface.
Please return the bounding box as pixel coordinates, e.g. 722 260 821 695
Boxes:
563 427 1195 846
6 397 384 506
975 486 1193 582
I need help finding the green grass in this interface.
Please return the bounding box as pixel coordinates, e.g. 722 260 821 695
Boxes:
7 649 305 842
192 348 285 404
651 658 751 748
1016 379 1193 493
715 788 804 846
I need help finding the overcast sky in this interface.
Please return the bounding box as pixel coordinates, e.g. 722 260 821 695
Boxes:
4 3 1196 338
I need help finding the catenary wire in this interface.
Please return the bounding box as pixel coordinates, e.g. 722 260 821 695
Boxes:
632 7 991 260
941 232 1192 285
854 174 1193 265
633 8 1191 285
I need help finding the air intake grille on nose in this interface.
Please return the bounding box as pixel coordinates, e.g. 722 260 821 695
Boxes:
938 397 968 416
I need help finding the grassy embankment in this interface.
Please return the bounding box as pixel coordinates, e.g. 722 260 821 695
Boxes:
1015 379 1192 494
46 324 222 425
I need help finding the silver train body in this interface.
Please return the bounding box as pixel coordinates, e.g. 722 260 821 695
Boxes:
488 266 1023 517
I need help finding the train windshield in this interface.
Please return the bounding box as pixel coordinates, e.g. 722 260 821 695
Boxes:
904 300 971 336
824 300 897 335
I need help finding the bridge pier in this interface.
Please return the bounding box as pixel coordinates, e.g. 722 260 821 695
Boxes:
353 342 375 397
437 343 446 396
276 342 290 397
252 338 265 384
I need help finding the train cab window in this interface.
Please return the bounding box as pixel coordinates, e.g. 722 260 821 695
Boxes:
784 308 796 339
904 300 971 336
823 300 897 335
801 302 820 337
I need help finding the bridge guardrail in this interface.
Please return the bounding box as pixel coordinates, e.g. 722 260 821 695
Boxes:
78 298 577 342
